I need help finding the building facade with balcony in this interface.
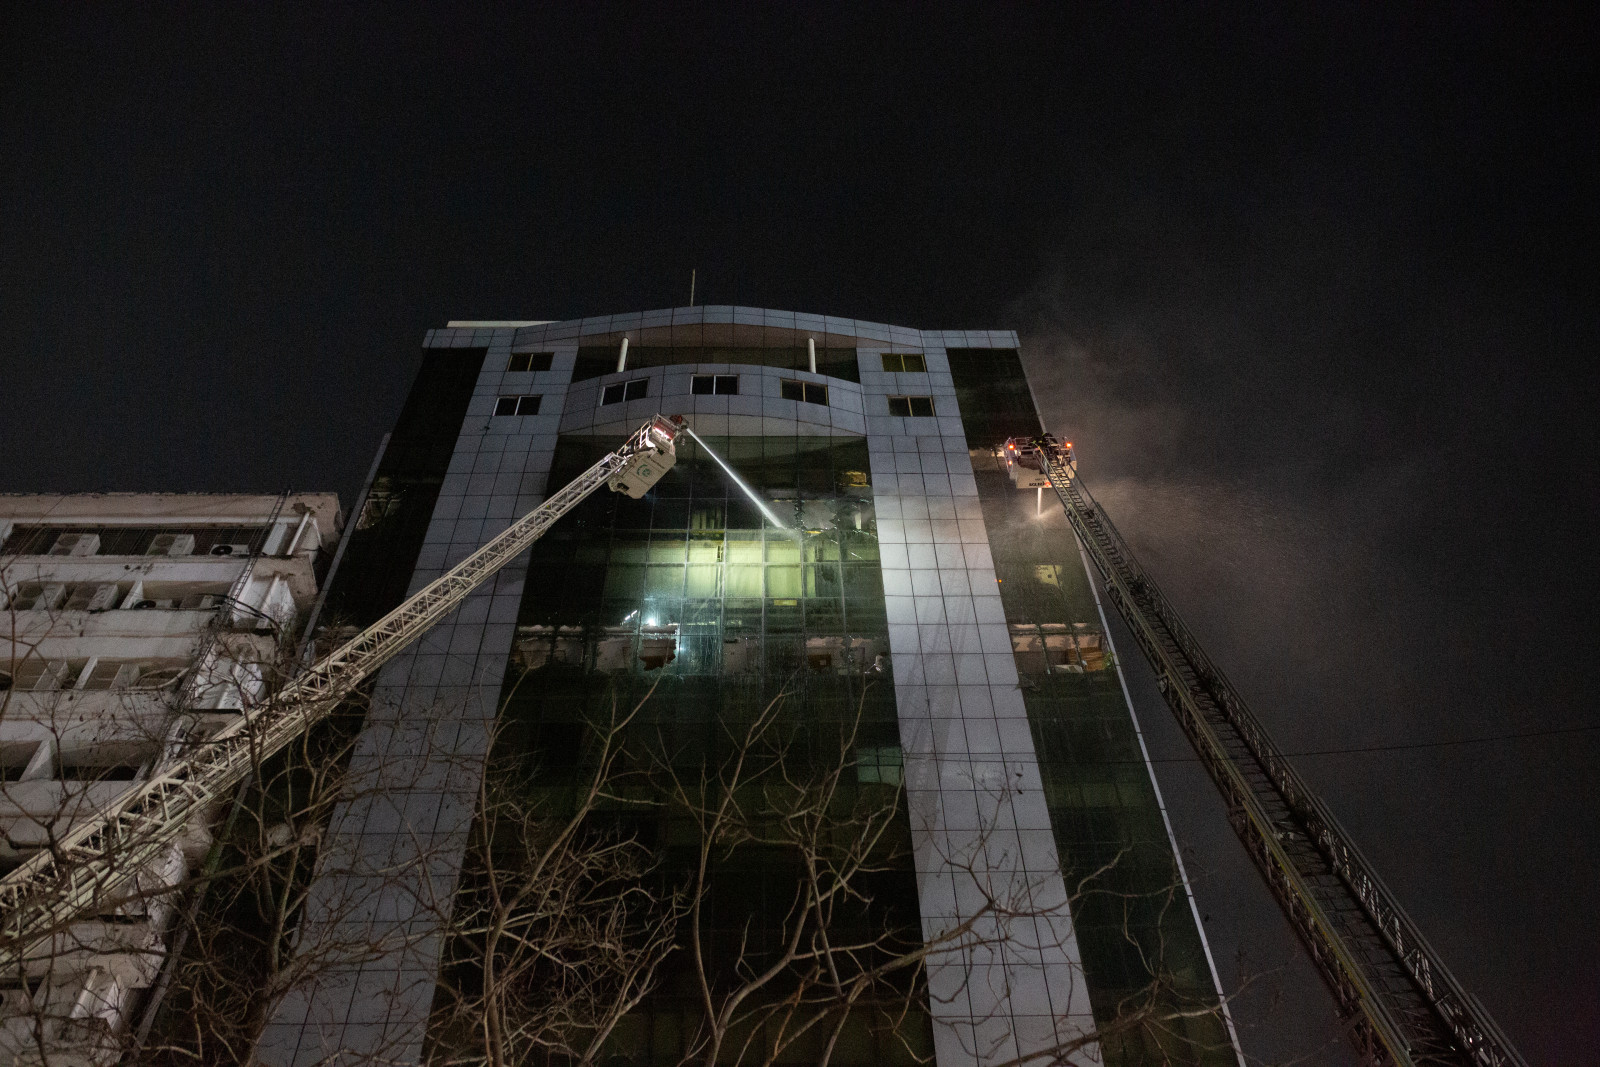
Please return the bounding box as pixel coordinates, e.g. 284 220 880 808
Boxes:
0 492 341 1066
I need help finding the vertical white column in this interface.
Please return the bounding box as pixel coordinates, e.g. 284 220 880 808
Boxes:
616 336 630 373
807 337 817 374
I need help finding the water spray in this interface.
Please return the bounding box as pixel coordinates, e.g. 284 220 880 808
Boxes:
678 422 791 530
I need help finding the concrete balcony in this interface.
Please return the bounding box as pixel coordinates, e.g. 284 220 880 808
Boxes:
1 553 321 605
0 691 175 744
3 613 282 666
3 610 210 665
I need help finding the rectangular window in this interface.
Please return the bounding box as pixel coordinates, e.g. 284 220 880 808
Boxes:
601 379 650 405
887 395 936 417
691 374 739 395
506 352 554 373
780 379 829 405
494 394 542 416
881 353 927 373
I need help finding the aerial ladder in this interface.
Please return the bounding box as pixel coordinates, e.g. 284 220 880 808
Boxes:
0 414 686 972
1003 435 1527 1067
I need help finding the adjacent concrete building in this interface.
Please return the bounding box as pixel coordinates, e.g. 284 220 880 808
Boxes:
0 493 340 1066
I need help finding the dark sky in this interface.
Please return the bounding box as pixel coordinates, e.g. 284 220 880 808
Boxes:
4 4 1595 1062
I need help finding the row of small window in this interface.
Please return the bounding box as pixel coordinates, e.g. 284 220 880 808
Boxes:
496 382 935 418
494 376 848 416
503 351 929 377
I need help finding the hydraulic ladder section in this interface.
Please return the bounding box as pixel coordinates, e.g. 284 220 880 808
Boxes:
1032 444 1526 1067
0 415 686 972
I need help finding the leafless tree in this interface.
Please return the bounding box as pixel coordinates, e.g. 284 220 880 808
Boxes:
426 677 681 1067
3 575 1242 1067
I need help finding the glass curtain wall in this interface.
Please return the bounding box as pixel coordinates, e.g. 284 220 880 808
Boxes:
948 349 1236 1067
431 432 931 1065
326 346 488 627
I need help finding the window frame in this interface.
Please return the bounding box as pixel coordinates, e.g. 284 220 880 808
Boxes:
780 379 829 406
691 374 740 396
880 353 927 373
887 395 936 417
506 351 554 373
494 394 543 416
601 379 651 406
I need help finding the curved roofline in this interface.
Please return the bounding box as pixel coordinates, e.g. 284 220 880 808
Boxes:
426 306 1019 354
463 305 1018 351
511 305 920 350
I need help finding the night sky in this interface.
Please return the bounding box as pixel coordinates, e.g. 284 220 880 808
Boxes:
4 5 1595 1062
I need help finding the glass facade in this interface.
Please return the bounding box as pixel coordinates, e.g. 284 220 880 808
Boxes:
950 349 1234 1066
326 345 488 627
432 432 932 1065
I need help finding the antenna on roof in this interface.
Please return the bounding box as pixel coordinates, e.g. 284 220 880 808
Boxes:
689 268 696 308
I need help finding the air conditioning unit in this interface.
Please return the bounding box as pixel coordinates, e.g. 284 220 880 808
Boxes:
48 532 100 557
146 533 196 556
179 593 221 611
209 543 253 557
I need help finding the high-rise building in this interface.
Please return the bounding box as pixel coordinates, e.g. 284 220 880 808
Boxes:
260 308 1240 1067
0 493 340 1066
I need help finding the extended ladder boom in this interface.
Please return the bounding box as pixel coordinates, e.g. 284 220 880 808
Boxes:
1032 443 1525 1067
0 414 685 969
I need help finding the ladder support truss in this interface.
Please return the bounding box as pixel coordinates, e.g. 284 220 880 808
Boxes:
1039 449 1525 1067
0 416 682 971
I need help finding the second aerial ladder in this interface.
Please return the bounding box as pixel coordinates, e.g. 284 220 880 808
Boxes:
1003 435 1525 1067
